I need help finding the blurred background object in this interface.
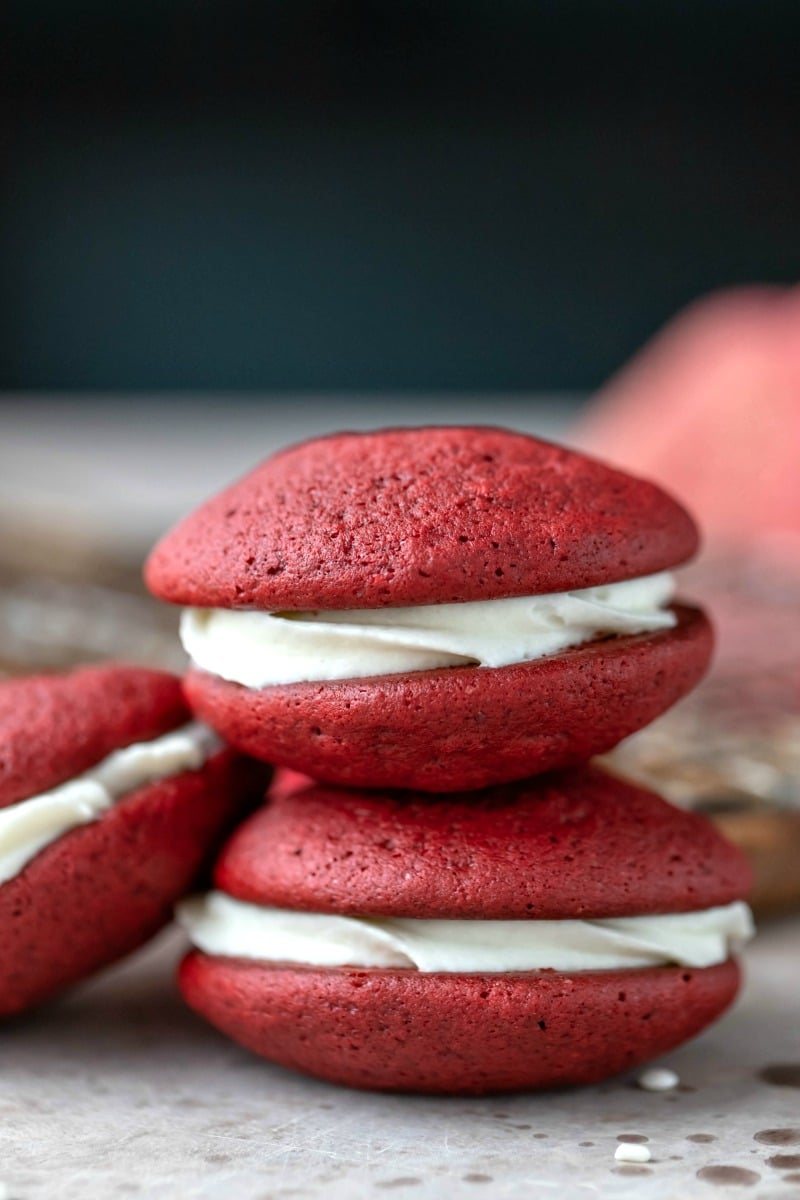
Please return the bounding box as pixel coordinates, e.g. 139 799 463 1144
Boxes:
573 290 800 914
574 285 800 702
576 286 800 553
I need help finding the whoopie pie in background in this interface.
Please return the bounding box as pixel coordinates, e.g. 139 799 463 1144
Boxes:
145 427 713 792
0 663 265 1018
177 767 754 1095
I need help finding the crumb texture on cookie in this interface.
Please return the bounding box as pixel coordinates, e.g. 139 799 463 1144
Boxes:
178 954 740 1094
0 665 189 810
145 427 699 610
214 761 752 920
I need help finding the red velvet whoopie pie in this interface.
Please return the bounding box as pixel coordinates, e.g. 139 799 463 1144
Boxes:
177 766 753 1095
0 663 264 1018
146 427 712 792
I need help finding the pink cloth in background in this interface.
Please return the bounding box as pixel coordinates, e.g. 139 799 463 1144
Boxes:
574 286 800 555
573 286 800 706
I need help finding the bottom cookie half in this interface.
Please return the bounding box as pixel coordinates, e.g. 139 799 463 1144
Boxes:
179 954 740 1094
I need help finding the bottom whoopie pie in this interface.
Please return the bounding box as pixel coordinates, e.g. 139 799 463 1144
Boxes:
0 664 265 1018
178 767 754 1095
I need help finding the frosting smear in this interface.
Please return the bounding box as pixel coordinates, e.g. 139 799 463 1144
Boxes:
177 893 754 973
181 571 677 688
0 723 222 884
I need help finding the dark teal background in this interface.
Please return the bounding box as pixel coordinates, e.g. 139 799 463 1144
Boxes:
3 1 799 390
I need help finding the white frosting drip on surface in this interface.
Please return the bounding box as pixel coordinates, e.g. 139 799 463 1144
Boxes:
177 894 754 973
180 571 677 688
0 723 222 885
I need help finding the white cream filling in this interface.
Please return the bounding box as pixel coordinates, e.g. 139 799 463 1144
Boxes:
180 571 677 688
0 723 223 885
177 893 754 973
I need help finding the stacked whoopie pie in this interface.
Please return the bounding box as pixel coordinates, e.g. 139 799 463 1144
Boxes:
0 664 263 1017
146 426 755 1094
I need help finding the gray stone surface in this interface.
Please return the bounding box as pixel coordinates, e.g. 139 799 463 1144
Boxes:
1 921 798 1200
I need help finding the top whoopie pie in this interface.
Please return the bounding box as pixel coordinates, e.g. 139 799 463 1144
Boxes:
146 427 712 791
0 663 262 1017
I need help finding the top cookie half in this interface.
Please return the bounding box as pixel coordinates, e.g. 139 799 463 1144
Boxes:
145 427 698 610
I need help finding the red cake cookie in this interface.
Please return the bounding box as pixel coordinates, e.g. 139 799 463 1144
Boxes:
178 767 753 1094
146 428 711 791
0 664 264 1018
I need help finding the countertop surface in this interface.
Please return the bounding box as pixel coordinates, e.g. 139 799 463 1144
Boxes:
2 919 799 1200
0 396 579 559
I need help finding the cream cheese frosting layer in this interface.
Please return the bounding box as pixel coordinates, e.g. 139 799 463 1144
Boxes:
181 571 677 688
0 723 223 885
177 893 754 973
